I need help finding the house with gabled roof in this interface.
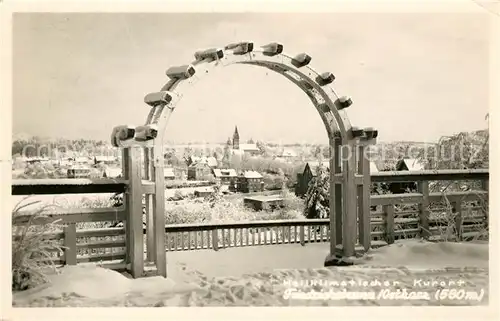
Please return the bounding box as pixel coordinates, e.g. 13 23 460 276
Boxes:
389 157 426 194
295 160 381 197
186 155 218 168
213 168 237 187
187 161 214 181
295 161 330 197
275 148 299 162
395 158 425 171
238 170 264 193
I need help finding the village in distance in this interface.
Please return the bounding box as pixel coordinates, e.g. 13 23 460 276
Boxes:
11 123 488 210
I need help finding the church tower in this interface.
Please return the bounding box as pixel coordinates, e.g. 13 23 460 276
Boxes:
233 126 240 150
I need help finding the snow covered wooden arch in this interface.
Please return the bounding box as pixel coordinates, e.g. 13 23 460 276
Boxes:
111 42 378 277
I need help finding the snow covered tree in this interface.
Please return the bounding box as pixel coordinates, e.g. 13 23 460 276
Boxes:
222 140 232 168
304 165 330 219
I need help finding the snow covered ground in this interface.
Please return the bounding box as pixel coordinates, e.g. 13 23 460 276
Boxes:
12 239 489 307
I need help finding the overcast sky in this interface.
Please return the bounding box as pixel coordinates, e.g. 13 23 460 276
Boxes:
12 10 491 144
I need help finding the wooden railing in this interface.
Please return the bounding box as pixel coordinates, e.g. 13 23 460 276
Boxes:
12 178 129 267
163 190 488 252
12 169 488 267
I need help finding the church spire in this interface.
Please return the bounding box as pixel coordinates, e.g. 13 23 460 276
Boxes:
233 126 240 150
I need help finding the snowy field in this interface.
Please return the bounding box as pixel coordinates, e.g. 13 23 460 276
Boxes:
13 239 489 307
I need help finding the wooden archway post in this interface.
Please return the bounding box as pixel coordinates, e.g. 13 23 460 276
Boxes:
120 145 166 278
121 146 145 278
111 42 378 276
325 132 377 265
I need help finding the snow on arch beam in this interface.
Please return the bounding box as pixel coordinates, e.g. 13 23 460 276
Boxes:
111 42 356 147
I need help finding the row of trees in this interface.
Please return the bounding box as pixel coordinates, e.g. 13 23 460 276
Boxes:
12 137 110 158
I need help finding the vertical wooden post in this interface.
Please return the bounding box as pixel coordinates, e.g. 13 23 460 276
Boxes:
299 225 305 246
357 143 371 251
144 147 155 262
122 148 131 266
384 204 395 244
481 179 489 191
64 223 77 265
481 179 489 229
342 140 357 257
124 146 144 278
328 137 337 256
453 200 463 241
418 181 430 240
152 145 167 277
212 229 219 251
334 139 343 248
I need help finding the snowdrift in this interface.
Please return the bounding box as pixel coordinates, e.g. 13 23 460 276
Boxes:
13 240 488 307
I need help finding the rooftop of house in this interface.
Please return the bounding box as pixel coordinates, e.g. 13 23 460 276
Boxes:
306 161 330 176
213 168 237 177
241 170 263 179
397 158 425 171
306 160 380 175
189 156 218 167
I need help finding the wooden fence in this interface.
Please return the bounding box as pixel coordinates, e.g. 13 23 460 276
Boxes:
12 179 128 267
12 169 488 270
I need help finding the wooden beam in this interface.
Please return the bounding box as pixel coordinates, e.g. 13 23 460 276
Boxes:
124 147 144 278
63 223 77 265
153 145 167 277
13 207 126 225
427 191 488 203
370 169 488 183
342 140 357 257
328 137 336 256
384 204 395 244
370 193 424 206
357 145 371 251
334 139 343 247
144 147 155 263
12 179 127 195
418 181 430 239
453 200 463 241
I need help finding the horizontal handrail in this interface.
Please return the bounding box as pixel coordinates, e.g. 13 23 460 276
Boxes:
13 207 126 225
370 190 488 206
164 218 330 233
370 169 488 183
12 178 128 195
